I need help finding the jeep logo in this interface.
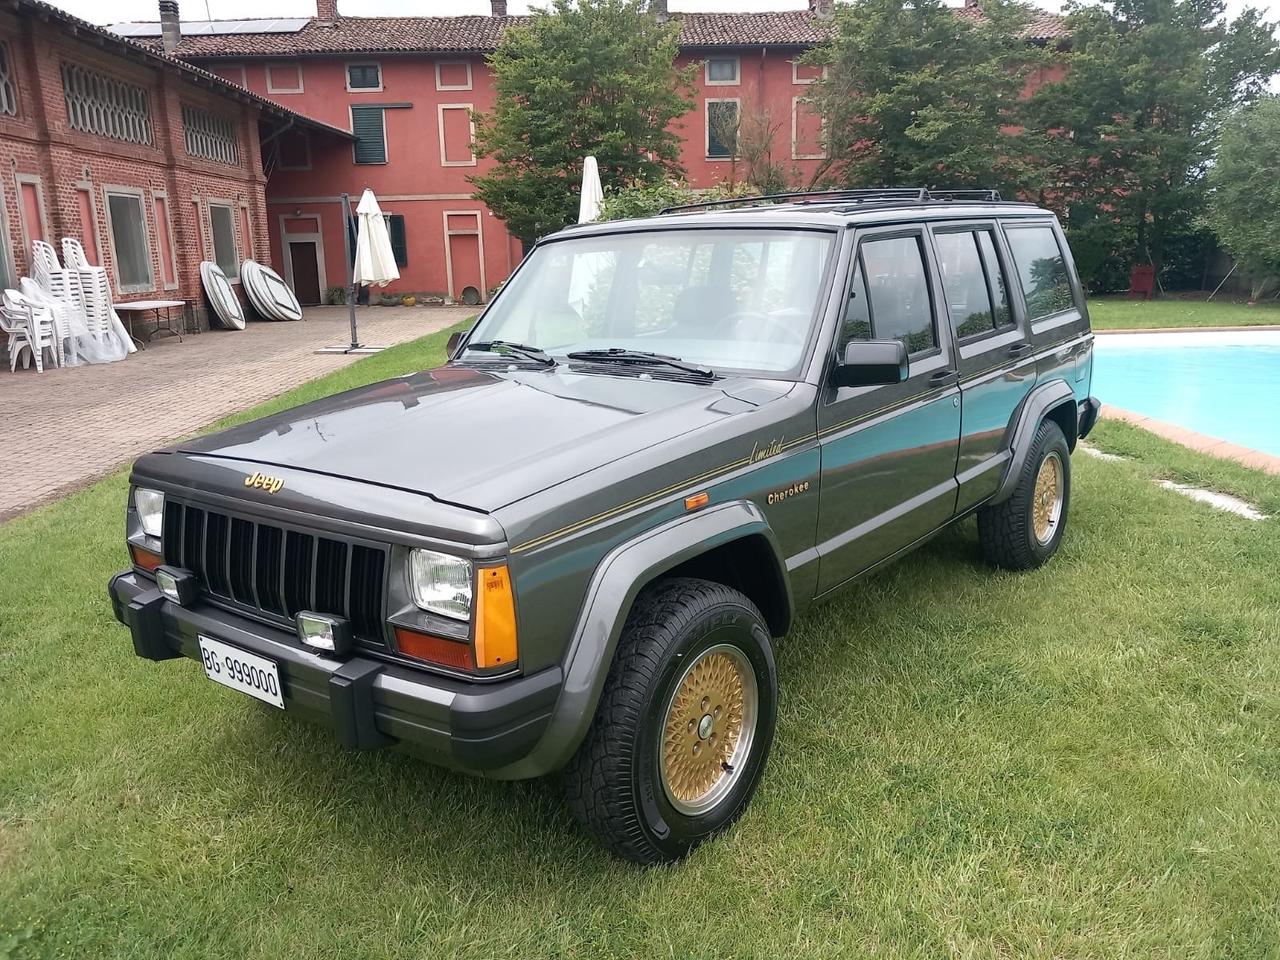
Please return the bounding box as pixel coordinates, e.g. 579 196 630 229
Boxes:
244 471 285 494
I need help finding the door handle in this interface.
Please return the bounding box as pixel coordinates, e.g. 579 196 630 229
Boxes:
1008 342 1032 359
929 369 958 387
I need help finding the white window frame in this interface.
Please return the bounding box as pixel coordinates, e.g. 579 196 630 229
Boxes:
74 179 102 267
151 189 179 291
435 60 473 92
704 56 740 86
791 95 827 161
102 185 155 295
266 62 304 94
0 191 16 292
277 130 312 171
0 40 18 117
791 60 827 85
207 199 240 282
345 61 383 93
704 97 740 161
349 104 388 165
437 103 476 168
442 209 486 303
14 173 50 254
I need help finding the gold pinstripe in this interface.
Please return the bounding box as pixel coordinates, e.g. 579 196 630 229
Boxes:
510 434 818 554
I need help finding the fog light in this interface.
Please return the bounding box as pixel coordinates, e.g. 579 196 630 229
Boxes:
296 612 353 656
155 565 198 605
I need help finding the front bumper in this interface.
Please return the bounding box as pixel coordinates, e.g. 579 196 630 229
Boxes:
108 571 561 777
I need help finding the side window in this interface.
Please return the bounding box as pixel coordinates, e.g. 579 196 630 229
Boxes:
854 235 937 356
934 231 995 339
1006 225 1074 321
840 261 871 343
977 231 1011 327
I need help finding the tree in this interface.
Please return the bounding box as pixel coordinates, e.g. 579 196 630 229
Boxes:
707 96 795 195
801 0 1038 192
1023 0 1279 285
1207 96 1280 299
470 0 695 247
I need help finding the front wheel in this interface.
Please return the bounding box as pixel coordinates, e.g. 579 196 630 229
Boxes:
564 578 778 865
978 418 1072 570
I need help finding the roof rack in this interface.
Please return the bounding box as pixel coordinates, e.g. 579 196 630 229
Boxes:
658 187 1002 215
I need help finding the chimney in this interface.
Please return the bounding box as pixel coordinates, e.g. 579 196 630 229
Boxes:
808 0 834 18
491 0 507 15
650 0 668 21
158 0 180 54
315 0 338 24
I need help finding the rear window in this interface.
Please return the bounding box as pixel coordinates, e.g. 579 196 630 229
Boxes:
1005 224 1075 321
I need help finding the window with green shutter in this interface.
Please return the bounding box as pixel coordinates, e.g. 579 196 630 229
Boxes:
386 214 407 267
351 106 386 164
347 63 381 91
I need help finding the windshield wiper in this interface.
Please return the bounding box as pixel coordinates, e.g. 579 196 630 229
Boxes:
462 340 556 366
565 348 716 380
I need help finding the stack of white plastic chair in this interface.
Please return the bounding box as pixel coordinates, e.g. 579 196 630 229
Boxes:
31 239 89 366
1 287 60 373
61 237 136 357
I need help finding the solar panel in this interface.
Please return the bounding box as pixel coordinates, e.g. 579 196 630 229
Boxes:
108 18 309 38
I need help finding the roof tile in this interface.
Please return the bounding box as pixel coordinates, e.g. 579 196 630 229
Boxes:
118 7 1065 59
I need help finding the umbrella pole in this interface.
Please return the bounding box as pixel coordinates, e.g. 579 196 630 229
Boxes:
341 191 360 350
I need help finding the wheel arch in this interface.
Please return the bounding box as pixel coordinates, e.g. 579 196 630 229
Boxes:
989 378 1078 505
494 501 791 779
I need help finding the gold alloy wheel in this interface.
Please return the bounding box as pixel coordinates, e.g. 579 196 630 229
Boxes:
1033 451 1064 546
659 643 759 817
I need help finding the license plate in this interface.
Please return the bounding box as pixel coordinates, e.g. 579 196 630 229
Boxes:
197 635 284 709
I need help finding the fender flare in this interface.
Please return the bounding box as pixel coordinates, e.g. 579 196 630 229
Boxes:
989 379 1077 505
496 500 790 779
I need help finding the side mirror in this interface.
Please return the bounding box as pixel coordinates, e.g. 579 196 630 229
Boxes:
446 331 463 359
831 339 909 388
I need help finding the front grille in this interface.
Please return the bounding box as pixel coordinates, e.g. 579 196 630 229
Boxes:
161 500 388 648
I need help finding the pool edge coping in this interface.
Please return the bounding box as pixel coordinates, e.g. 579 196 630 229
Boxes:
1094 324 1280 335
1100 405 1280 476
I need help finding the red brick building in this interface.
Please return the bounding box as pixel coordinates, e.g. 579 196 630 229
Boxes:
0 0 1066 317
0 0 352 326
115 0 1066 307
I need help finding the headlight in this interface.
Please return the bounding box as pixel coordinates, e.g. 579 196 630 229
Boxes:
409 549 473 620
134 487 165 539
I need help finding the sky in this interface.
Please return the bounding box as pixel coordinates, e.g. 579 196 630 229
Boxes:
42 0 1280 27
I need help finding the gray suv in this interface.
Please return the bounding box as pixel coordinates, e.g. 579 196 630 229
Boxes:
109 189 1099 864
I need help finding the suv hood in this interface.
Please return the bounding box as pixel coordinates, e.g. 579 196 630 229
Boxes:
176 365 786 512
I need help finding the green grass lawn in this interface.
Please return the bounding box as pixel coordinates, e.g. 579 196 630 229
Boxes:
4 326 1280 958
1089 295 1280 330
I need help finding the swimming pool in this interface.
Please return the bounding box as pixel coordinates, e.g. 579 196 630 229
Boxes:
1092 331 1280 456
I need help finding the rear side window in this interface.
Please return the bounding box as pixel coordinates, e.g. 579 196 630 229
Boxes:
935 228 1014 339
1005 225 1074 321
847 235 937 356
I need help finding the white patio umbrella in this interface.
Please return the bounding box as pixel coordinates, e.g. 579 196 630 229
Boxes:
578 155 603 224
354 188 400 288
334 187 400 352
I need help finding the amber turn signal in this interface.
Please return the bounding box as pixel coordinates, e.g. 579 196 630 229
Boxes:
474 564 518 669
684 491 710 511
394 627 474 671
130 543 163 571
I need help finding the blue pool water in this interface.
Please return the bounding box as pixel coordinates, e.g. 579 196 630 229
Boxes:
1092 334 1280 456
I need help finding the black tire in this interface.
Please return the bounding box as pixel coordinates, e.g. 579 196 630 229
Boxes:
564 577 778 865
977 418 1071 570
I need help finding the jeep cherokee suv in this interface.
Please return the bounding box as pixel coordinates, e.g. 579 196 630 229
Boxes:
109 189 1100 864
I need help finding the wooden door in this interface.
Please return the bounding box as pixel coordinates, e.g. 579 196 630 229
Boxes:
288 241 322 305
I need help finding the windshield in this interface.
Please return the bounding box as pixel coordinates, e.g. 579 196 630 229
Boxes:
465 228 835 377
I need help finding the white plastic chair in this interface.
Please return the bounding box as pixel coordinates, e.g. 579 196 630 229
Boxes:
1 289 59 373
61 236 136 354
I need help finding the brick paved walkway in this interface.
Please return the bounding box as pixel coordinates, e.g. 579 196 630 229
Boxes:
0 305 472 522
